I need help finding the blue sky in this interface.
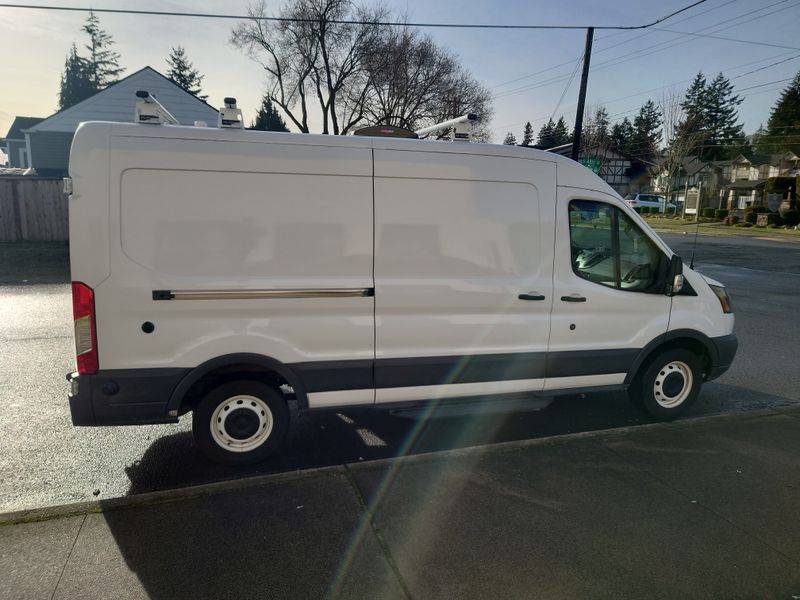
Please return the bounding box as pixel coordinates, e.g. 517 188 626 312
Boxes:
1 0 798 141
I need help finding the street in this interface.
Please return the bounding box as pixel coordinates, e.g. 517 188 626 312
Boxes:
0 233 798 513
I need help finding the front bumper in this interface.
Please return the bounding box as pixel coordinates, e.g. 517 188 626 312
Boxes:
707 334 738 381
67 368 188 426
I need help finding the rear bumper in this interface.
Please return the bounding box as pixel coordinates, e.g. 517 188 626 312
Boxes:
707 334 738 381
67 368 188 426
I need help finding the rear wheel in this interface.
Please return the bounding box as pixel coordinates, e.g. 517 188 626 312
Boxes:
631 348 702 420
192 380 289 465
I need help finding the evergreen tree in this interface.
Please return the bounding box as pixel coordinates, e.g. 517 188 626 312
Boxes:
82 10 124 89
610 117 635 154
537 118 556 148
553 116 571 146
758 70 800 154
676 72 708 151
702 73 744 160
591 107 610 143
630 100 662 159
521 121 534 146
58 43 95 110
582 107 610 151
250 96 290 132
166 46 207 100
502 131 517 145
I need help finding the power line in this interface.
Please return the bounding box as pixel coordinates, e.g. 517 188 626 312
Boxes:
551 52 585 122
0 1 709 30
651 27 800 51
493 0 799 100
490 0 737 90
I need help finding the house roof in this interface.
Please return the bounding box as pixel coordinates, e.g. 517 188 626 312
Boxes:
26 67 219 134
680 156 714 176
727 179 767 189
3 116 44 141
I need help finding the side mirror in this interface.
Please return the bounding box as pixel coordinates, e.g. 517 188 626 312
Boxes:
665 254 684 296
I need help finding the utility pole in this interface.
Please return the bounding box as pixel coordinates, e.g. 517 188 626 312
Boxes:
571 27 594 161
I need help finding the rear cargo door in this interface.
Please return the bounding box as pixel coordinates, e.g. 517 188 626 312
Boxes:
373 149 557 404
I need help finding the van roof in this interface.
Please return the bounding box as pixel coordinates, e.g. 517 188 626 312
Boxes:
76 121 618 197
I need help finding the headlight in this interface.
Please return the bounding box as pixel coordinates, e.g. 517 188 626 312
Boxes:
709 284 732 314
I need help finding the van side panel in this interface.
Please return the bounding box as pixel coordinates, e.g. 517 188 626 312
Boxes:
98 137 375 374
373 150 557 401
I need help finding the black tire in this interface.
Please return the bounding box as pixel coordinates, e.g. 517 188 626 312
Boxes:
192 380 289 465
630 348 702 420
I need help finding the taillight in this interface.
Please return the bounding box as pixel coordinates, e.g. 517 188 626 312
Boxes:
71 282 98 373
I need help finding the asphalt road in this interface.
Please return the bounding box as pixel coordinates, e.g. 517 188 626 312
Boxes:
0 234 798 513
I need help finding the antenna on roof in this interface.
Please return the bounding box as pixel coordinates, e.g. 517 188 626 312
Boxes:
134 91 179 125
218 98 244 129
415 114 477 142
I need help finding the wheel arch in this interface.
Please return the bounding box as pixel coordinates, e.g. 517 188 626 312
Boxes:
625 329 718 384
167 353 309 414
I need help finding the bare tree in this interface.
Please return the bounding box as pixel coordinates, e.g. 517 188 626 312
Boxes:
231 2 493 139
231 0 389 134
652 89 704 198
361 27 492 140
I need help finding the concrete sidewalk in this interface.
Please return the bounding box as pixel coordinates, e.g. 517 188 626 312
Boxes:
2 408 800 600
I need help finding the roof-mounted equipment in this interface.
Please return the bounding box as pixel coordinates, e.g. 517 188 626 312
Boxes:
134 91 179 125
415 114 477 142
219 98 244 129
353 125 419 139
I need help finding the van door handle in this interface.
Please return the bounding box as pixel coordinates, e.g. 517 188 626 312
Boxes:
518 293 546 301
560 294 587 303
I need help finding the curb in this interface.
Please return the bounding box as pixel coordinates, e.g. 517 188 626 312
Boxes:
1 404 797 526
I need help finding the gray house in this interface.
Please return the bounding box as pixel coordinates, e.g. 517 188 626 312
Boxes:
13 66 219 176
1 116 44 168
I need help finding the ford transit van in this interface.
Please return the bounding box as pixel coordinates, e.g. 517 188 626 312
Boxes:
66 121 737 464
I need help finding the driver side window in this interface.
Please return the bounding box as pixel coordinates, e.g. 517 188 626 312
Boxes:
569 200 664 292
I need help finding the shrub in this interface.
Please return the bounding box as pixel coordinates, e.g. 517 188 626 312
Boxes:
744 210 758 224
702 207 715 218
723 215 739 226
751 205 772 214
735 222 754 228
781 209 800 226
665 207 676 216
714 209 729 220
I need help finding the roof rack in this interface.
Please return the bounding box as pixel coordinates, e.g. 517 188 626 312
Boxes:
353 125 418 139
134 91 179 125
218 98 244 129
415 114 477 142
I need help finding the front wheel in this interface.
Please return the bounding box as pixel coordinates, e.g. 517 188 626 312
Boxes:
192 380 289 465
631 348 702 420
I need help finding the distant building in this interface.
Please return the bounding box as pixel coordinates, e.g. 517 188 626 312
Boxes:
7 66 219 176
652 153 799 213
543 143 651 197
1 116 44 168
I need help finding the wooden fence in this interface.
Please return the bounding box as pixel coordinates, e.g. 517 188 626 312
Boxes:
0 177 68 242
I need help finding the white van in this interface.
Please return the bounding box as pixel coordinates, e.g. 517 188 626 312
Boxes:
66 121 737 464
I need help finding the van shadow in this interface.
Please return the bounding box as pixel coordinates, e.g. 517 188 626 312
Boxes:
122 392 655 496
100 384 797 599
123 382 796 498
